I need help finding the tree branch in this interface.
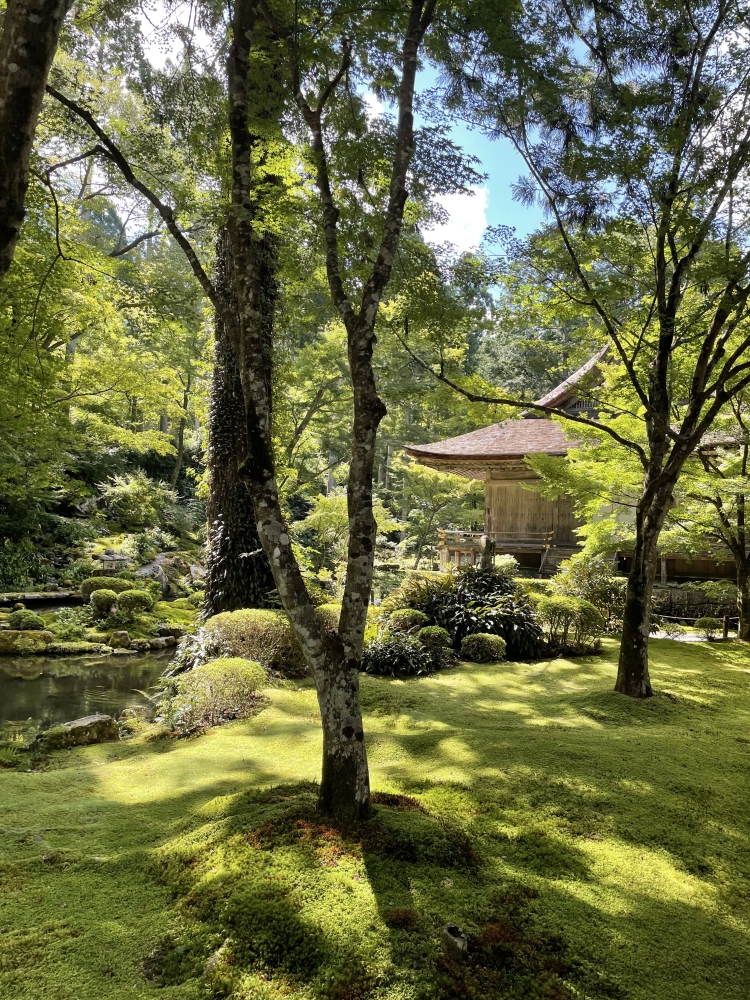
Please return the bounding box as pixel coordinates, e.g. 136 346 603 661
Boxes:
45 85 224 318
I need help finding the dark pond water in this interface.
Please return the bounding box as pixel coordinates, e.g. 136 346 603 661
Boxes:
0 653 171 741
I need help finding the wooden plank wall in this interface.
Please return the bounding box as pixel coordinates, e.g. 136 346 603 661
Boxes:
486 480 579 543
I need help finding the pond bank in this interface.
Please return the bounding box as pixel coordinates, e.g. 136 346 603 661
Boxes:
0 651 171 742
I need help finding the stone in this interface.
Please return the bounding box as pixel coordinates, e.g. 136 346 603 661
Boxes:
130 638 151 653
189 564 206 582
157 624 186 640
442 923 469 962
109 630 131 649
163 635 177 646
12 602 25 611
0 630 54 655
31 714 119 752
149 637 167 650
112 647 136 655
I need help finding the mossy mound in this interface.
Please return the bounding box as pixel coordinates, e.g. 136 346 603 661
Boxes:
46 641 113 656
2 640 750 999
0 629 54 655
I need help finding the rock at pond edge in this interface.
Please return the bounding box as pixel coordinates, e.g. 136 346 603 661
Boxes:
31 714 120 751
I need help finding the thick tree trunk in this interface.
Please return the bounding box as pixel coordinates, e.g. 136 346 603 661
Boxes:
737 564 750 641
615 502 667 697
0 0 72 280
204 231 275 616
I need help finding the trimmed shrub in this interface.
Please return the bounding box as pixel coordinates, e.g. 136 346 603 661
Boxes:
461 633 507 663
515 578 552 598
537 595 605 650
90 589 119 619
117 589 154 618
80 576 136 602
415 625 451 652
202 606 340 677
7 609 45 630
187 589 205 608
316 603 341 633
163 657 266 732
381 565 543 661
550 554 626 627
361 634 433 677
389 609 429 633
695 616 722 640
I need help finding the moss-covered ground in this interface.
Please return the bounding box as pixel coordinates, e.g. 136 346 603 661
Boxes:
1 638 749 999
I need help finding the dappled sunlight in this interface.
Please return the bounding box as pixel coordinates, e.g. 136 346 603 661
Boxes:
3 639 750 999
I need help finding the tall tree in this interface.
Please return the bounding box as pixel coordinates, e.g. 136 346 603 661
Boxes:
49 0 439 818
204 230 276 615
423 0 750 696
0 0 73 280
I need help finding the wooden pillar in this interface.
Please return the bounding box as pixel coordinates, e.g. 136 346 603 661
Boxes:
660 556 668 586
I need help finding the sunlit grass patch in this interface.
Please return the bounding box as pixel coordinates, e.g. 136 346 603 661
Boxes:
0 637 749 998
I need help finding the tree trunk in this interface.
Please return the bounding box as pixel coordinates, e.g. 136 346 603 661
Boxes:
0 0 72 281
737 564 750 641
170 416 185 488
204 230 275 616
615 505 664 697
317 659 370 820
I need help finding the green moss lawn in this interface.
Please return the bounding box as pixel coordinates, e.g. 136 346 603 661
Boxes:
1 638 749 999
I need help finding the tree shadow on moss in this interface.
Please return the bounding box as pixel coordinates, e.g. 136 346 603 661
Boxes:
145 780 617 1000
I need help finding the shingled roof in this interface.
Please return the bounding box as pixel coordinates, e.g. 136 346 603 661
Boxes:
534 344 609 409
404 350 605 466
404 418 574 463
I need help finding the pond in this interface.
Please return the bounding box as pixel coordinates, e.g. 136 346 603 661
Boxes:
0 652 172 742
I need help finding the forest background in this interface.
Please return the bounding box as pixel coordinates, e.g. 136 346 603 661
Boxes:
0 0 600 593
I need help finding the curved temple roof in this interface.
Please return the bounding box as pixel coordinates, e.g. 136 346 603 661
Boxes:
404 418 573 463
404 350 606 468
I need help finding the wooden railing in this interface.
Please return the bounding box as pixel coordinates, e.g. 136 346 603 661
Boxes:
438 530 554 549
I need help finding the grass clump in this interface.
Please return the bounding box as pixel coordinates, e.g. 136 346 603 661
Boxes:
162 657 266 732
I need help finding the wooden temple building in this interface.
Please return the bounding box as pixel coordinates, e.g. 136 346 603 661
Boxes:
405 353 736 580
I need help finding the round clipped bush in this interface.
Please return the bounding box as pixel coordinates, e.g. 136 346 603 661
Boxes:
203 609 302 672
361 634 433 676
415 625 451 652
461 633 507 663
537 595 605 649
116 589 154 618
7 609 46 630
316 603 341 632
80 576 136 602
388 608 429 634
90 589 119 619
695 616 722 640
163 657 266 732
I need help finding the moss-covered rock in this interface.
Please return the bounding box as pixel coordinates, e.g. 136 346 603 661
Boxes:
31 714 119 751
46 642 114 656
0 630 54 655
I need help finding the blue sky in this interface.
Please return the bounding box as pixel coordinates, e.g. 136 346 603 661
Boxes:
416 67 546 252
139 8 545 252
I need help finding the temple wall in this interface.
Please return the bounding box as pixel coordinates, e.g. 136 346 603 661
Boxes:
485 478 579 544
